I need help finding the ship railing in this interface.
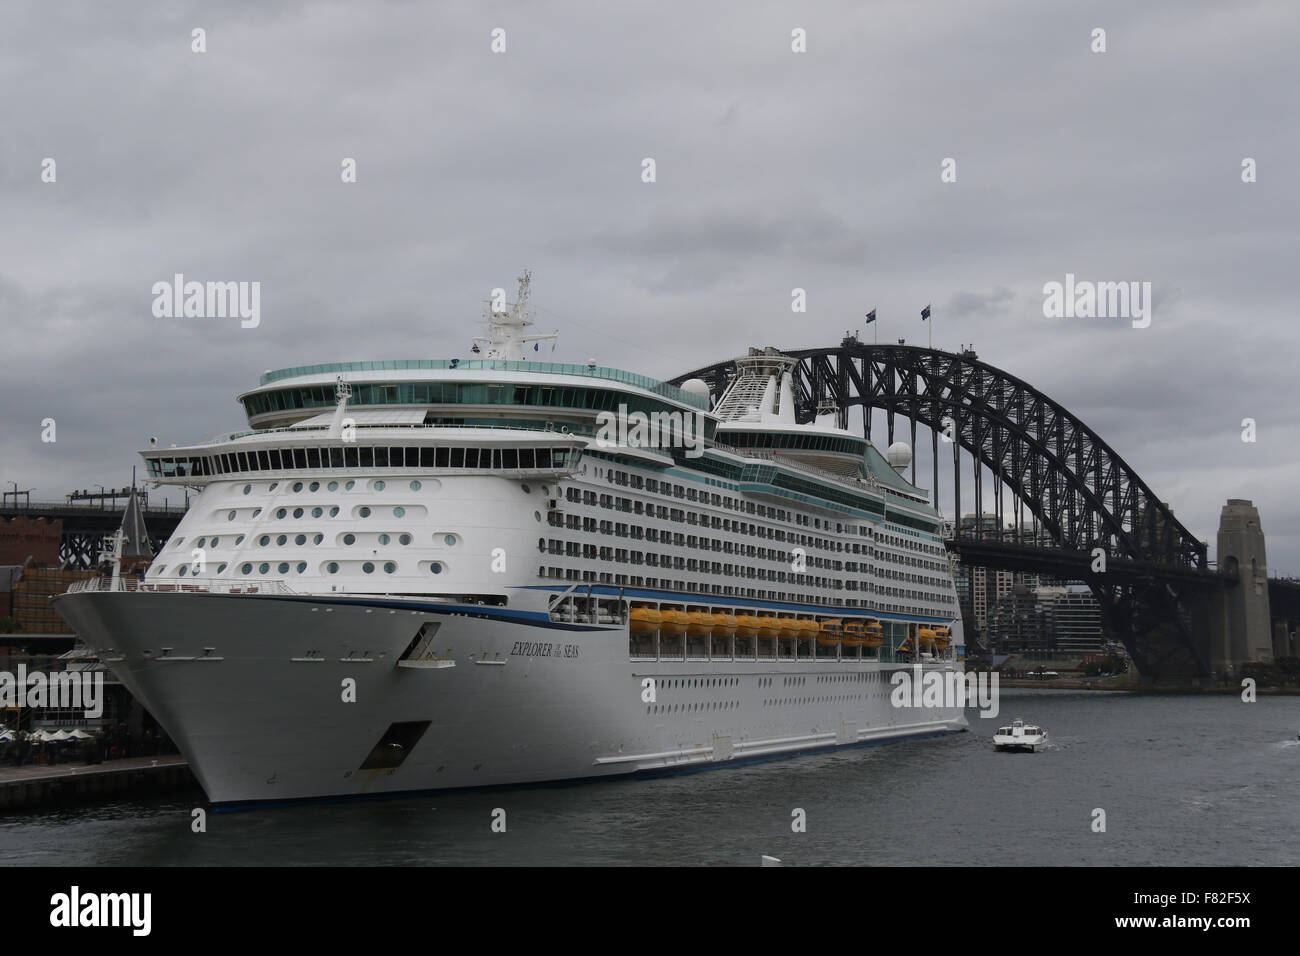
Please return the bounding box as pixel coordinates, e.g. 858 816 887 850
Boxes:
64 577 294 596
710 442 883 492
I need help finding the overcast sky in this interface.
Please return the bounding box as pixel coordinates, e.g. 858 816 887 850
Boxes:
2 0 1297 572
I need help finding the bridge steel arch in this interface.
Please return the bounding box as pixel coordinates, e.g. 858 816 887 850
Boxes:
670 342 1217 680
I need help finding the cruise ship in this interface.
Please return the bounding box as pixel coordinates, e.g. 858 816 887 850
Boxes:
54 274 968 807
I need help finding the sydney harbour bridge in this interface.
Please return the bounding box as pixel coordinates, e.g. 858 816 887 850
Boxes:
671 336 1296 684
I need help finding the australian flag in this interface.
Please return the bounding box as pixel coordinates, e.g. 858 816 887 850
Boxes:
471 343 481 353
920 304 931 321
865 308 877 324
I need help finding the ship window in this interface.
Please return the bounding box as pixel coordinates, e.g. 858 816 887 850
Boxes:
292 449 307 469
243 485 252 495
359 507 371 518
258 451 271 470
309 481 320 492
313 534 323 544
536 449 551 468
379 534 391 545
329 507 339 517
268 450 282 470
383 562 396 574
293 508 304 518
311 507 323 518
345 447 359 468
405 447 419 466
228 511 237 521
476 450 492 469
241 563 253 575
362 562 375 574
276 535 287 546
389 448 404 467
399 534 411 545
360 447 374 467
502 449 518 469
178 566 187 577
278 562 290 574
343 534 356 545
327 480 339 492
197 537 206 548
237 452 249 471
258 563 270 574
307 448 321 469
276 508 287 519
210 537 219 547
393 507 405 518
420 449 435 467
435 448 449 467
235 535 245 545
450 448 465 468
374 480 386 491
444 535 456 546
295 534 307 545
296 562 306 573
259 535 270 547
410 480 422 491
463 448 479 468
430 562 443 574
327 562 339 574
217 563 227 574
374 448 388 467
268 482 278 491
520 449 535 468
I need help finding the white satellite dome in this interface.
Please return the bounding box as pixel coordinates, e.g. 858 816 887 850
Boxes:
886 441 912 473
680 378 711 400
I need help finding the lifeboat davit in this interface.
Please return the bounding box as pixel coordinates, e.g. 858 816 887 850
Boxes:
734 614 761 637
629 607 663 633
817 619 843 647
659 609 688 635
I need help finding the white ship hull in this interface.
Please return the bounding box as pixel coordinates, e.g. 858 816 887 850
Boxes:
54 589 966 807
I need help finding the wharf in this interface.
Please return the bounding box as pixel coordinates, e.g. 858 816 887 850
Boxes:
0 755 196 811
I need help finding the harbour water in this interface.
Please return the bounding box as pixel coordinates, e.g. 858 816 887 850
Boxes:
2 690 1295 866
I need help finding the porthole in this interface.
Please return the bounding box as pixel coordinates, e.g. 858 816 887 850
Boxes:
292 482 303 492
359 506 371 518
374 480 386 491
393 506 405 518
345 480 355 491
258 563 270 574
228 510 237 521
210 537 220 548
293 507 304 519
378 534 391 545
234 535 245 545
196 537 206 548
296 561 307 573
327 481 339 492
399 534 411 546
311 507 323 518
241 563 253 575
309 481 320 492
430 562 444 574
268 482 278 491
312 534 323 545
329 506 339 517
243 484 252 495
383 562 396 574
326 562 339 574
276 535 287 546
409 480 422 492
173 538 185 548
534 511 541 522
252 508 262 517
217 563 227 574
259 535 270 547
343 534 356 546
295 534 306 546
444 535 456 546
362 562 375 574
276 508 287 519
277 562 290 574
521 483 531 494
178 566 188 577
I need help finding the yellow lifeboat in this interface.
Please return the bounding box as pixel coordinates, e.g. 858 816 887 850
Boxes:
776 616 802 638
686 612 716 636
659 609 688 635
713 614 739 636
862 622 884 648
756 616 781 639
842 621 865 647
734 614 761 637
629 607 663 634
933 626 951 648
796 618 819 638
817 619 844 647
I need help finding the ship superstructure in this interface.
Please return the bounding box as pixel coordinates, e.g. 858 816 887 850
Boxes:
55 275 967 806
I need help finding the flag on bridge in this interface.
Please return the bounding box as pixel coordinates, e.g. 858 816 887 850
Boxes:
864 308 876 324
920 304 931 321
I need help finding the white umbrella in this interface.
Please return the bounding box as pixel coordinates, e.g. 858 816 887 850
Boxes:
68 729 95 739
29 730 48 742
0 731 15 742
48 729 71 741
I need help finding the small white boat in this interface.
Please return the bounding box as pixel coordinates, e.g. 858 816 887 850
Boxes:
993 717 1048 752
